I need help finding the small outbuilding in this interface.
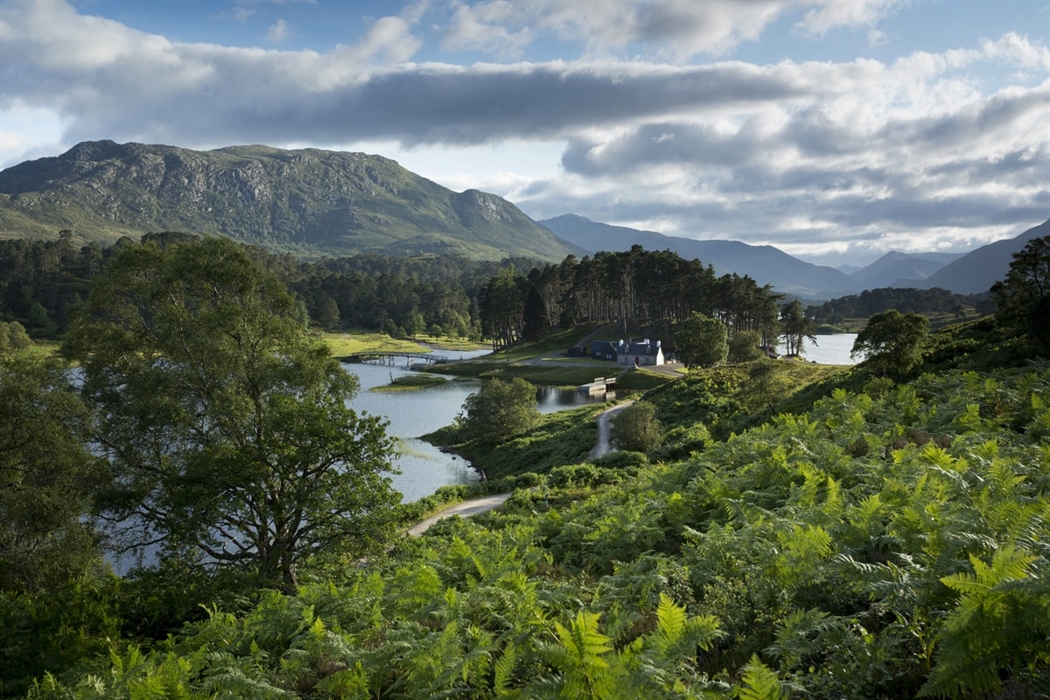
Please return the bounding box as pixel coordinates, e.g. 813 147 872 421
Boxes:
590 340 620 361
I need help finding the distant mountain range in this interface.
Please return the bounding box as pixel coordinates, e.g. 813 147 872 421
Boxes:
540 214 861 299
541 214 1049 299
1 140 1045 300
0 140 578 262
904 219 1050 294
849 250 966 290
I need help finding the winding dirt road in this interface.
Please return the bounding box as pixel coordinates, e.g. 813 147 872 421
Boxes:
406 493 513 536
587 400 635 460
409 400 634 536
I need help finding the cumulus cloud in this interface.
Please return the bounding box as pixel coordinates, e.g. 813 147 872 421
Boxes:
796 0 902 36
265 19 293 43
434 0 790 60
440 1 534 57
1 0 1047 260
434 0 908 61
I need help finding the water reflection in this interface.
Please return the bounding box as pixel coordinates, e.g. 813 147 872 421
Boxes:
799 334 860 365
535 385 616 413
343 349 619 500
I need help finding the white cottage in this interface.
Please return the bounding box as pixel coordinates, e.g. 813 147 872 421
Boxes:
618 339 664 367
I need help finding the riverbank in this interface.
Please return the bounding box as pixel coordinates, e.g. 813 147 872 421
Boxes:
321 330 486 359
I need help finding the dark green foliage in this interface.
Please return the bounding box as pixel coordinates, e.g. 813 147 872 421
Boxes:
675 311 729 369
458 377 542 445
808 287 986 325
611 401 664 453
0 351 105 594
779 299 817 356
1 578 125 698
728 329 764 363
522 284 549 341
591 450 649 472
478 248 780 356
451 404 598 479
992 234 1050 353
479 267 527 350
12 278 1050 699
645 371 742 440
737 359 793 413
62 237 401 593
851 309 930 377
0 235 113 337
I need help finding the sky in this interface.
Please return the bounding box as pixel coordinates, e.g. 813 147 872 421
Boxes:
0 0 1048 266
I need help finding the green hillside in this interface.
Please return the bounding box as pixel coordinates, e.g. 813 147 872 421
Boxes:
0 141 577 262
3 234 1048 699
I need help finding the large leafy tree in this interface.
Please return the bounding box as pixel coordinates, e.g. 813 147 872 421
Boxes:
610 401 663 453
991 234 1050 352
0 350 106 593
675 312 728 370
459 377 540 445
63 237 399 593
851 309 929 377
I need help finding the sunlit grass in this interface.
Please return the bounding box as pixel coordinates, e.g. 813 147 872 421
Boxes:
320 331 433 357
319 330 486 357
371 375 448 392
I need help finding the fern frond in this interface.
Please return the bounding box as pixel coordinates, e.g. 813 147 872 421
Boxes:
736 655 785 700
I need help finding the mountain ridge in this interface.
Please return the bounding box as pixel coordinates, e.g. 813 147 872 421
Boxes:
0 140 579 262
2 141 1044 299
849 250 957 289
902 219 1050 294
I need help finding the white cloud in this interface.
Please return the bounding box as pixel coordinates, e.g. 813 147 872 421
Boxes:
433 0 791 60
352 16 422 64
796 0 902 36
265 19 293 44
0 100 68 170
1 0 1046 261
440 1 533 57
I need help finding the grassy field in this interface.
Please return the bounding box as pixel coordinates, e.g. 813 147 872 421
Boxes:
488 325 606 362
320 330 484 358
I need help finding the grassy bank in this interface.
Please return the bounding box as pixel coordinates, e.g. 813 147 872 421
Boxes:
370 375 448 392
423 358 674 390
321 330 485 358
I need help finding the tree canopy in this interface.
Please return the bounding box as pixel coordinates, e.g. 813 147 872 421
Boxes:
610 401 664 453
458 377 541 445
992 234 1050 353
675 312 728 370
0 350 105 593
851 309 930 377
779 299 817 357
62 237 400 593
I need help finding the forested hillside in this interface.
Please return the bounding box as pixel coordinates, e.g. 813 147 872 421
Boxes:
807 287 990 329
0 236 783 352
2 235 1048 699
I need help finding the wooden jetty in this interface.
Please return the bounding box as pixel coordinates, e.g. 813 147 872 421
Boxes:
577 376 617 394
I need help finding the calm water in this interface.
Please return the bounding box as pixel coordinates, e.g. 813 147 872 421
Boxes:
356 337 859 502
344 351 614 501
798 334 860 365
